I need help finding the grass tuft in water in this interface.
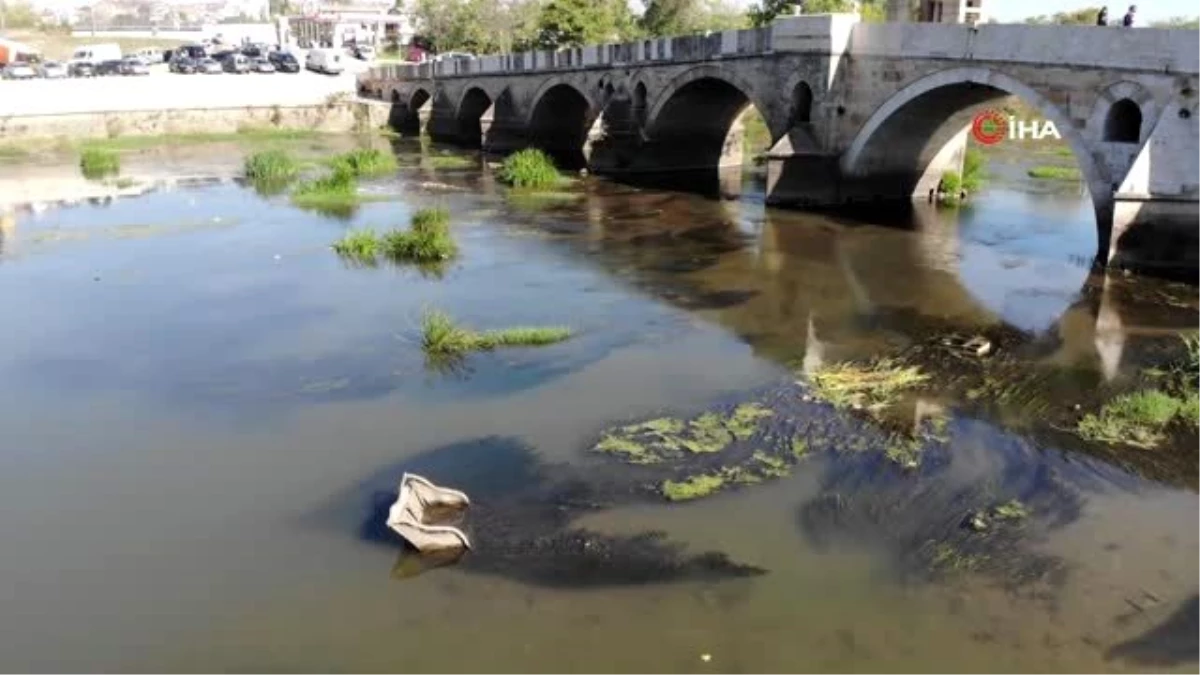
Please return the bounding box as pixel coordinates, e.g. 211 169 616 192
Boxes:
808 359 928 413
380 207 458 263
331 229 380 263
80 148 120 179
1028 165 1081 181
245 149 299 183
292 166 358 209
330 148 398 177
427 154 476 170
420 309 572 358
498 148 561 189
1076 389 1185 448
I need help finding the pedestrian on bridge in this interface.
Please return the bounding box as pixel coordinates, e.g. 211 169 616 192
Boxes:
1096 7 1109 25
1122 5 1136 26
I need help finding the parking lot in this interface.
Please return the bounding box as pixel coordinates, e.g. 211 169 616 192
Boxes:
0 55 370 116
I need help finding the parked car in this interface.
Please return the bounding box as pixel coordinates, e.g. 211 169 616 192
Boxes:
169 56 198 74
197 58 223 74
178 44 207 60
36 60 68 78
119 57 150 75
2 61 37 79
434 51 475 62
267 51 300 73
240 44 263 58
222 53 249 73
350 44 375 61
305 48 343 75
131 47 161 64
69 61 95 77
94 59 124 76
249 57 275 73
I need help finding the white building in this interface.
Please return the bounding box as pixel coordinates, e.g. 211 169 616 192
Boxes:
887 0 989 25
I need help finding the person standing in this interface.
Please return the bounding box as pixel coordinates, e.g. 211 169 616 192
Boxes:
1097 7 1109 25
1123 5 1136 26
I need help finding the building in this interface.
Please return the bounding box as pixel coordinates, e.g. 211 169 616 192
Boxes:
886 0 989 25
283 3 413 49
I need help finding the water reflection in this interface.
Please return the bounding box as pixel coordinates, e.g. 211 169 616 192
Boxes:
0 139 1195 672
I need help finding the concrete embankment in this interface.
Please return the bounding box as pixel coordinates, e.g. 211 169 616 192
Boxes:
0 64 388 140
0 99 392 140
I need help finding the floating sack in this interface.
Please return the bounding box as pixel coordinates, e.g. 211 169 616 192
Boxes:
386 473 471 553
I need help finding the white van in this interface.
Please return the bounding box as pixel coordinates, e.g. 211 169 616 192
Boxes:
305 48 343 75
70 43 121 64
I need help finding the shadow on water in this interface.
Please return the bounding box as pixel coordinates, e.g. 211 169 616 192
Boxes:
310 436 766 589
1107 595 1200 667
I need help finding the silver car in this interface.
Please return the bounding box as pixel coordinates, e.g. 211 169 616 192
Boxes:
197 58 223 74
2 62 37 80
37 61 69 78
119 57 150 75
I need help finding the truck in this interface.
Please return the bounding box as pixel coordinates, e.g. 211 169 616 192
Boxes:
0 37 40 66
305 48 343 75
69 43 122 65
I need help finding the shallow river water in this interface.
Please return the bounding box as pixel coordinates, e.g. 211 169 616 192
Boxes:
0 137 1196 672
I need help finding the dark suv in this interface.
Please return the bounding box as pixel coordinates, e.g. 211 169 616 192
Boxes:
266 51 300 73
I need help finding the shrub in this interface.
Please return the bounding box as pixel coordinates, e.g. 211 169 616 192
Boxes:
498 148 561 189
331 229 380 262
80 148 120 179
962 148 986 191
330 148 398 177
244 149 299 183
379 207 457 263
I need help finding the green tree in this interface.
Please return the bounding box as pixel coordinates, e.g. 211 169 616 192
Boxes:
747 0 885 28
534 0 635 48
1024 7 1100 24
0 1 42 29
1150 16 1200 28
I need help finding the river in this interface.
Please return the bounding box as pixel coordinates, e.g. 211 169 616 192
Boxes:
0 135 1196 672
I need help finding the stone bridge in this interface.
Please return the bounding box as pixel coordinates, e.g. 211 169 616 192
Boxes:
359 15 1200 278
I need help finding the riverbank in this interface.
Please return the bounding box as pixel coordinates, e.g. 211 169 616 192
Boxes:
0 98 390 143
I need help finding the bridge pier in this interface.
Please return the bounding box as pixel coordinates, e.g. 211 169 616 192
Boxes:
1109 198 1200 281
766 125 969 206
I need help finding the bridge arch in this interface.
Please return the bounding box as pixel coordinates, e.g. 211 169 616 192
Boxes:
526 78 600 167
841 67 1112 257
456 86 493 148
636 66 778 179
1087 80 1158 146
644 66 774 137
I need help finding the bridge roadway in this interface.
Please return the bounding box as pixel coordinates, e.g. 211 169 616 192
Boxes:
358 15 1200 280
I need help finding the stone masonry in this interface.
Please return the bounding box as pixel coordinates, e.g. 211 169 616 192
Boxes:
358 15 1199 278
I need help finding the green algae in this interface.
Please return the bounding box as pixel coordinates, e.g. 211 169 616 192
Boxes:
592 403 775 464
992 499 1029 521
662 474 726 501
790 436 809 459
727 403 774 440
807 359 928 414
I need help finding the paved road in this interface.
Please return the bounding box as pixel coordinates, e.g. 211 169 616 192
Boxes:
0 60 368 116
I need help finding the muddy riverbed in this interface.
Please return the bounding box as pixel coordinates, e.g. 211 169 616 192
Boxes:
0 135 1196 672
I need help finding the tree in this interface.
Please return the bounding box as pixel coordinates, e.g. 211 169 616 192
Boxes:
746 0 885 28
1151 16 1200 28
534 0 635 49
1024 7 1101 24
0 1 42 29
411 0 551 54
641 0 699 36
